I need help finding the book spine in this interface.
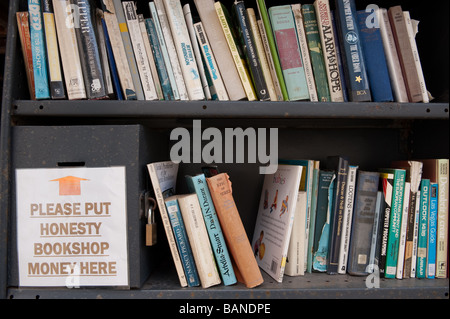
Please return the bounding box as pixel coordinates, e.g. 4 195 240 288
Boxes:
95 10 115 99
52 0 86 100
417 179 430 278
256 0 288 101
99 0 136 100
194 22 229 101
145 18 174 100
16 12 36 100
301 4 331 102
165 198 200 287
427 183 438 278
71 0 107 100
334 0 371 102
28 0 51 99
42 0 66 99
338 165 357 274
357 10 394 102
177 195 221 288
410 189 421 277
377 8 408 103
215 2 257 101
234 1 270 101
378 173 393 277
186 175 237 286
388 5 422 103
268 5 309 101
396 181 410 279
163 0 205 101
246 8 277 101
292 4 318 102
122 1 158 101
206 173 263 288
183 4 212 100
436 160 449 278
368 191 384 273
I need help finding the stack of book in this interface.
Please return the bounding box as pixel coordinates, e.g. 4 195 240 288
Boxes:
18 0 430 103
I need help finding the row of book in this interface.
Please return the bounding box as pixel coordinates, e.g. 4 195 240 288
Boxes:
18 0 430 103
253 158 449 283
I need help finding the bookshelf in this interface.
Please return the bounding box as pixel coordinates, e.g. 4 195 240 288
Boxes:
1 0 448 299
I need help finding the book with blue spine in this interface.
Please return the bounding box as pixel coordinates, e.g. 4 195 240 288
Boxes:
165 197 200 287
145 18 174 100
28 0 50 99
357 10 394 102
427 183 438 278
334 0 371 102
268 5 309 101
185 174 237 286
417 179 430 278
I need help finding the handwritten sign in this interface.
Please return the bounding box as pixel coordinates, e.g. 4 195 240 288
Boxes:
16 167 129 287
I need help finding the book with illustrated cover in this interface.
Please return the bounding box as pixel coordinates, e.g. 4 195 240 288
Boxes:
252 164 303 282
16 12 36 100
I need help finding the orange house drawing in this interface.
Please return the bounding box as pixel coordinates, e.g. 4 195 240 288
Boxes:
50 176 89 195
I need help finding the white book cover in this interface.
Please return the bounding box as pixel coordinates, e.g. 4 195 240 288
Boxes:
177 194 221 288
183 3 211 100
252 164 303 283
193 21 229 101
284 191 307 276
154 0 189 100
396 182 411 279
52 0 86 100
122 1 158 100
378 8 408 103
163 0 205 100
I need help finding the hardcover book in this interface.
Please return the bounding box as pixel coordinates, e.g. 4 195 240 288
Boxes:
206 173 263 288
334 0 371 102
252 164 303 282
16 12 36 100
28 0 50 100
186 174 237 286
268 5 309 101
357 10 394 102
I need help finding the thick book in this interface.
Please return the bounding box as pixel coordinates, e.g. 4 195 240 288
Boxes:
164 196 200 287
185 174 237 286
301 4 331 102
357 10 394 102
285 191 307 276
326 156 349 274
52 0 86 100
347 171 380 276
42 0 65 99
380 168 406 278
388 5 422 103
164 0 205 101
420 159 449 278
312 170 335 272
215 1 257 101
256 0 288 101
176 194 221 288
193 21 229 101
396 181 410 279
378 171 393 277
194 0 246 101
268 5 309 101
28 0 51 99
416 179 430 278
426 183 438 278
206 173 263 288
147 162 187 287
314 0 344 102
113 0 144 100
334 0 371 102
145 18 174 101
232 1 270 101
16 12 36 100
252 164 303 282
122 1 158 100
71 0 107 100
377 8 408 103
292 4 318 102
99 0 136 100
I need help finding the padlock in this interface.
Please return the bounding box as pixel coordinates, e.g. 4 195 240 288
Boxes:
145 196 157 246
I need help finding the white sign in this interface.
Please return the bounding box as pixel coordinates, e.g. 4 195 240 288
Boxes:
16 167 129 287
